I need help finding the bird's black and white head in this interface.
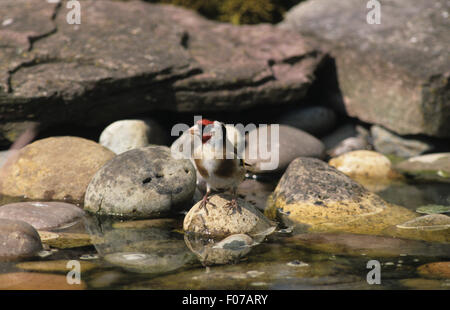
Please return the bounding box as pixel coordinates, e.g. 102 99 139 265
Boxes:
189 119 227 146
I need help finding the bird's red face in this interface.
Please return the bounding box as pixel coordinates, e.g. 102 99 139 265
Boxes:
197 119 215 144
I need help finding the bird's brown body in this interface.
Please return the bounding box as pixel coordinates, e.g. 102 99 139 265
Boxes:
189 119 246 214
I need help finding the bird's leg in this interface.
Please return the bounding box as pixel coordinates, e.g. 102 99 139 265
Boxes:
199 185 212 215
225 186 242 215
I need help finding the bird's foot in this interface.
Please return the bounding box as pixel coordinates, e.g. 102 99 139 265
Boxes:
225 198 242 215
199 195 216 215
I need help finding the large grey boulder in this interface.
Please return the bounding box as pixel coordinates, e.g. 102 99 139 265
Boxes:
84 146 196 218
281 0 450 137
0 0 325 146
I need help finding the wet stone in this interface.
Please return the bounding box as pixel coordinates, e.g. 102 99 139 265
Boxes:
0 272 86 290
183 193 276 238
287 232 450 258
184 233 255 266
0 218 43 261
0 201 85 230
328 150 400 192
104 250 197 275
385 214 450 243
417 262 450 279
16 260 97 273
395 153 450 183
400 278 449 290
416 205 450 215
268 157 415 235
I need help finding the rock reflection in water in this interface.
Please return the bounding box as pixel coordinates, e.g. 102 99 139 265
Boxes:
83 215 198 275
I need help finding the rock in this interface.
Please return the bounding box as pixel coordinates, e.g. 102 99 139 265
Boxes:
184 233 255 265
112 218 179 230
377 182 450 211
287 233 450 258
370 125 434 158
395 153 450 183
323 125 372 157
400 278 448 290
267 157 416 235
385 214 450 243
396 214 450 230
328 150 400 192
417 262 450 279
0 218 42 261
277 106 336 136
183 193 275 238
244 125 325 174
40 232 100 249
125 255 345 290
99 119 168 154
84 146 196 219
322 124 357 150
0 150 9 167
104 251 196 274
16 260 97 273
281 0 450 137
88 271 124 289
83 214 183 257
0 0 325 146
416 205 450 215
329 150 395 179
237 179 276 212
0 137 115 202
0 272 86 290
0 201 85 230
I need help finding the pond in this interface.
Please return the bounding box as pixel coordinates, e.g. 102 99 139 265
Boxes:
0 179 449 290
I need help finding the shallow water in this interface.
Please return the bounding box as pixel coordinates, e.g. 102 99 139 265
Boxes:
0 180 449 290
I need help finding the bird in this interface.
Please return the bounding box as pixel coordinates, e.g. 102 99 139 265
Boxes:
187 119 247 215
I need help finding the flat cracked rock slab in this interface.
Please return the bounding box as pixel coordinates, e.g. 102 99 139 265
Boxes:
0 0 324 145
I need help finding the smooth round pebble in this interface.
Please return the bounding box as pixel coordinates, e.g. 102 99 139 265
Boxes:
0 201 85 230
99 119 168 154
0 218 43 261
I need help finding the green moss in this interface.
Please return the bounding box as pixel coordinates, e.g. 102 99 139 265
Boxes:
145 0 304 24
